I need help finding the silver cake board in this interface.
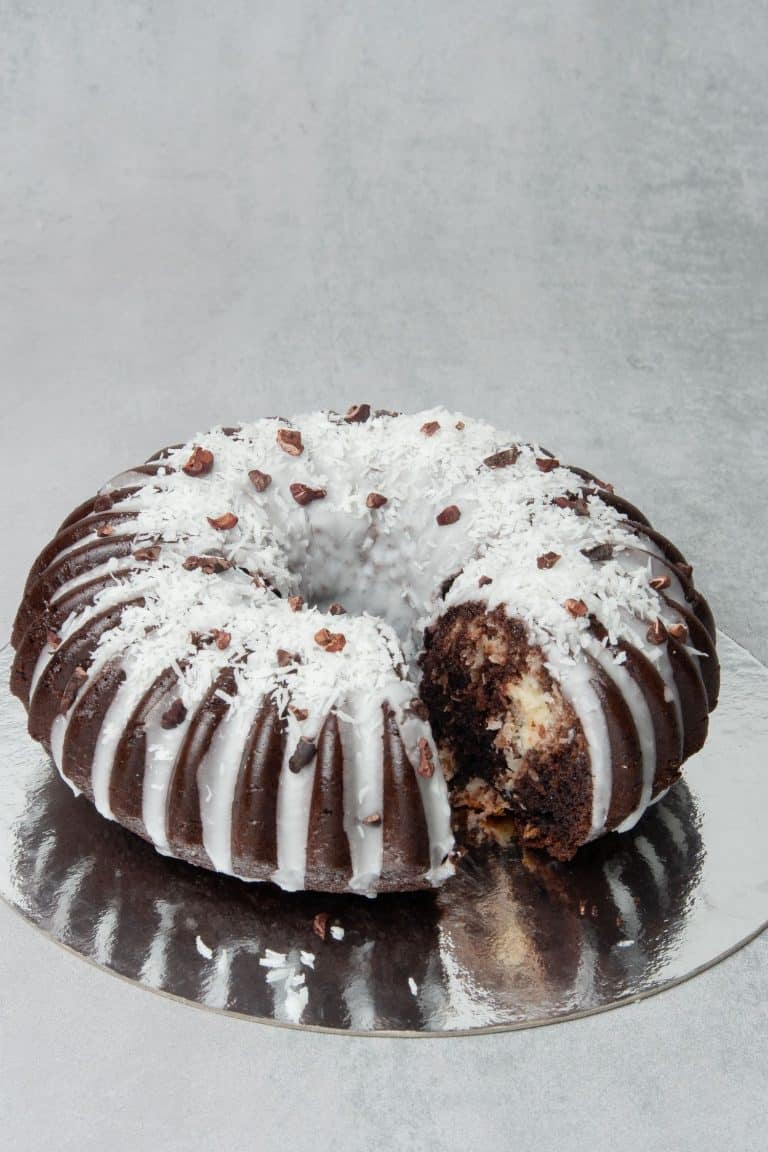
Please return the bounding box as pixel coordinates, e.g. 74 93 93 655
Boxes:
1 632 766 1036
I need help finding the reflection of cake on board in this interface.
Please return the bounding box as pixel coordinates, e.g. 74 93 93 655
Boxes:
437 783 703 1022
11 408 717 895
11 749 702 1030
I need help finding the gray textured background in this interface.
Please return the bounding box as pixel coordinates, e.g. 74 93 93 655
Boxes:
1 3 766 1149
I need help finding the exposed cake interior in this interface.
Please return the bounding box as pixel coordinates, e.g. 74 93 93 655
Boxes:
420 603 593 861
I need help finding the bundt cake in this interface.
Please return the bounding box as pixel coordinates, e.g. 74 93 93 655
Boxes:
10 406 719 895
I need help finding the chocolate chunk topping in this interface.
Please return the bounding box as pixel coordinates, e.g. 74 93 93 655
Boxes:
276 428 303 456
58 666 88 715
366 492 388 509
288 595 304 612
276 649 300 667
564 598 588 618
290 483 327 506
650 574 671 591
133 545 161 562
537 551 561 569
455 421 465 430
289 738 317 772
344 403 371 423
483 447 520 469
421 421 440 437
248 469 272 492
207 511 238 530
161 698 188 729
535 457 560 472
314 628 346 653
189 629 231 650
587 472 615 493
329 603 346 616
290 706 309 722
646 619 668 645
416 737 435 778
668 622 689 643
313 912 329 940
47 630 61 649
96 523 115 537
360 812 382 826
93 494 114 512
407 698 429 721
581 543 614 562
554 495 589 516
478 575 493 587
183 554 232 574
436 504 461 526
182 446 214 476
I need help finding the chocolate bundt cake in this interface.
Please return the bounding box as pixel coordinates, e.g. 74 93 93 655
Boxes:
10 406 719 894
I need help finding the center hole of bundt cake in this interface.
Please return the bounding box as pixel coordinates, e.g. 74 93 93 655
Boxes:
282 529 421 652
419 603 591 859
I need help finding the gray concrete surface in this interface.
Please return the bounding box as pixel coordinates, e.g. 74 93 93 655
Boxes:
0 3 766 1149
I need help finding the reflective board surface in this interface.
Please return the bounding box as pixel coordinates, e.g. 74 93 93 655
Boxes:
1 633 766 1035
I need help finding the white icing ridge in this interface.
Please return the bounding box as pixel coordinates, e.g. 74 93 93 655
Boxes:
36 407 711 888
